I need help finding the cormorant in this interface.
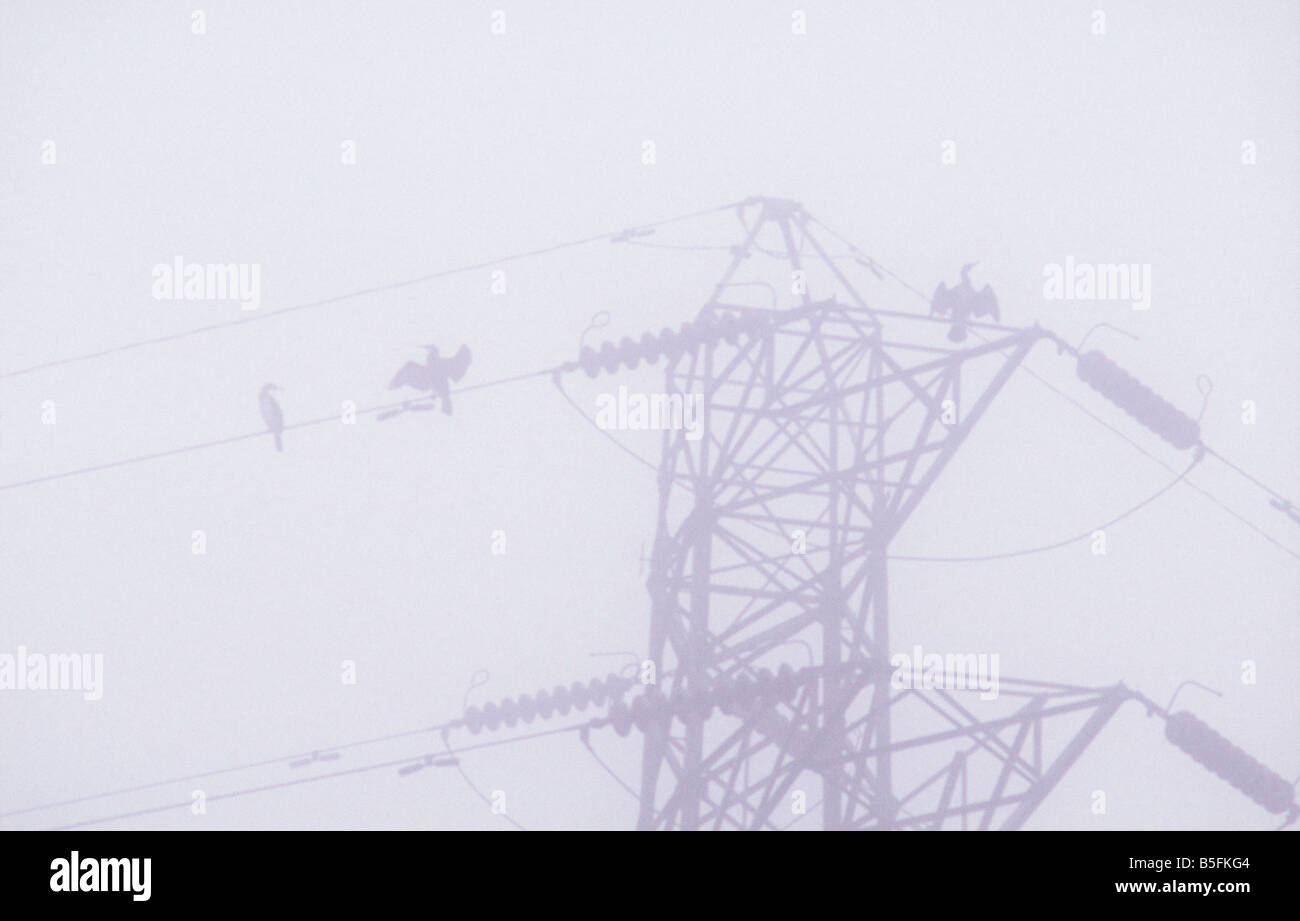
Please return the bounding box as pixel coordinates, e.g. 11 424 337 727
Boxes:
930 263 999 342
259 383 285 451
388 344 472 415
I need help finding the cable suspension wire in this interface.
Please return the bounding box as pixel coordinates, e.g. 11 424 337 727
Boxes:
890 453 1203 563
580 730 641 804
441 735 529 831
1 200 745 381
550 373 662 475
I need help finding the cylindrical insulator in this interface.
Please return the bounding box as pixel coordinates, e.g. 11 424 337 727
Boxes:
517 694 536 723
633 690 671 730
639 332 661 364
617 337 640 371
463 705 484 734
482 701 501 732
552 684 572 716
669 685 688 717
599 341 620 374
588 677 607 707
630 694 652 729
578 346 601 378
659 328 682 360
499 697 518 728
570 681 590 710
534 688 552 720
1165 711 1295 814
754 668 775 703
1076 351 1200 450
688 685 714 720
644 687 668 718
608 699 632 736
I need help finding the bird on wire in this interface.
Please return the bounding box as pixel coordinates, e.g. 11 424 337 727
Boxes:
381 344 473 420
258 383 285 452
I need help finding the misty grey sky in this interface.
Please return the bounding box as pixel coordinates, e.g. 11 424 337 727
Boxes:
1 0 1297 829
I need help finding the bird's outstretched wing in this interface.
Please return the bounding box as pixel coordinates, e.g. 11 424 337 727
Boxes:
930 282 952 317
973 285 999 322
389 361 428 391
447 344 472 382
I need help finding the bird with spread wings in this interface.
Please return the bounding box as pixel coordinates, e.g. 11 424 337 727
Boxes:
930 262 999 342
387 344 472 416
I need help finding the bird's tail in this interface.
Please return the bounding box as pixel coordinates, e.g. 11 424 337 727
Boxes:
274 431 283 452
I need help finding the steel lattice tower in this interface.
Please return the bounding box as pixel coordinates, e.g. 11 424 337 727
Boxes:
635 198 1128 830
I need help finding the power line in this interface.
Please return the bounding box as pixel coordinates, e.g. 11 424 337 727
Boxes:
806 215 934 301
43 721 594 831
1202 444 1294 506
1 201 745 381
0 720 458 821
5 663 663 823
811 216 1300 564
1002 355 1300 564
552 297 1297 564
12 200 1296 832
0 367 556 493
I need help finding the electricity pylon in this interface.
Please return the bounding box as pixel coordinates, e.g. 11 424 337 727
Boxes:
632 197 1128 829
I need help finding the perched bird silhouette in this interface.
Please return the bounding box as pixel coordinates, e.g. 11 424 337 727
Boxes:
388 344 472 415
259 383 285 452
930 262 999 342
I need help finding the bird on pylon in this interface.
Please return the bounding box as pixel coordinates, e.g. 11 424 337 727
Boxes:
385 344 472 417
930 262 999 342
259 383 285 452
